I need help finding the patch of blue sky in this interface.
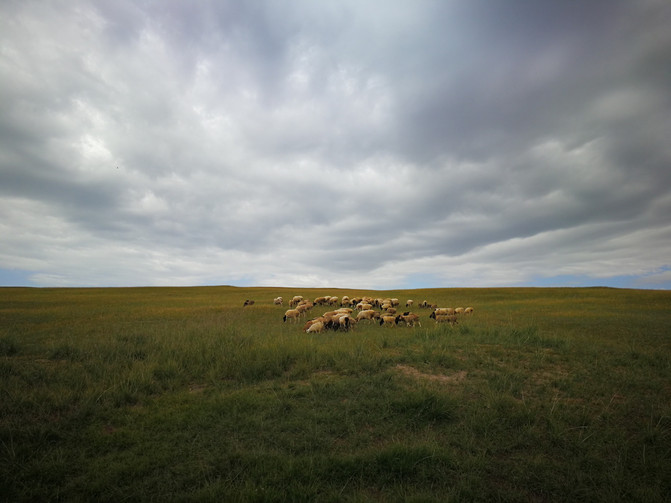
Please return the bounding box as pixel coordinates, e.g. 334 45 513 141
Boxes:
0 268 36 287
527 268 671 290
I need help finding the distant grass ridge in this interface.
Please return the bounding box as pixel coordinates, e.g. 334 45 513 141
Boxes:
1 286 670 501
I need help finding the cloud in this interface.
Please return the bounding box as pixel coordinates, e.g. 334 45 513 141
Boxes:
1 0 670 289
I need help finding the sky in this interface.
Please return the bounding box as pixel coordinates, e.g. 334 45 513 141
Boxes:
1 0 670 290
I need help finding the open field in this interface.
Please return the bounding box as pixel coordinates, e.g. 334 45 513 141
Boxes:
1 286 670 501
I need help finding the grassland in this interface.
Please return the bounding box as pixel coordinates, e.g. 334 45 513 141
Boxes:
1 286 670 502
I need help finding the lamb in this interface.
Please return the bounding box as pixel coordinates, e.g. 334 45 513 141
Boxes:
396 312 421 327
243 299 255 307
283 309 301 322
273 296 283 306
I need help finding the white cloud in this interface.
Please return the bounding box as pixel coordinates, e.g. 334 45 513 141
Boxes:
1 0 670 289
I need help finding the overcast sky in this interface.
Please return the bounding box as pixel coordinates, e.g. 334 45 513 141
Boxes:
1 1 670 290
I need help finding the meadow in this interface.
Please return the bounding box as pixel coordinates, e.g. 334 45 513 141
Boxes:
1 285 670 502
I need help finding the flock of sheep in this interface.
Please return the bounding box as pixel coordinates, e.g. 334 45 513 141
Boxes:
263 295 473 333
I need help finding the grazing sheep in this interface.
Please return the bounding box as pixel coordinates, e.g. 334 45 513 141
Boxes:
434 314 458 325
243 299 255 307
454 307 465 315
464 307 474 314
379 314 398 327
337 314 356 331
356 302 373 311
328 296 339 306
420 300 429 309
290 296 304 307
406 300 414 307
305 321 324 333
433 307 455 316
314 296 329 305
273 296 283 306
341 296 350 306
384 307 397 315
283 309 300 323
396 312 421 327
391 298 400 307
356 309 380 323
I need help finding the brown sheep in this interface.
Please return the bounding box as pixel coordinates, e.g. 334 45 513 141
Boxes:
283 309 300 323
396 312 421 327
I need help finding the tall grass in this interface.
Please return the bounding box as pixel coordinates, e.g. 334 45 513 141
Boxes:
1 286 670 501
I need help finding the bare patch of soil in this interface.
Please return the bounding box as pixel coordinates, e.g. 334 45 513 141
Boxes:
395 364 467 383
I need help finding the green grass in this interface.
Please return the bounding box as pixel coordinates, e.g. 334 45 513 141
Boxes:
1 286 670 501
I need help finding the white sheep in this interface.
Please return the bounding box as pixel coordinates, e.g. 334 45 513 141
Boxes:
356 309 380 323
305 321 324 333
406 300 414 307
273 296 283 306
464 307 474 314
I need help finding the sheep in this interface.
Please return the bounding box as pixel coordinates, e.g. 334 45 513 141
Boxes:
356 302 373 311
433 314 458 325
406 300 414 307
296 303 311 316
289 296 304 307
454 307 465 315
314 296 329 305
305 321 324 333
273 296 283 306
433 307 455 316
336 314 356 331
396 312 421 327
384 307 397 315
420 300 429 309
391 298 400 307
283 309 300 323
340 296 350 306
356 309 380 323
328 296 339 306
379 314 398 327
243 299 255 307
464 307 474 314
